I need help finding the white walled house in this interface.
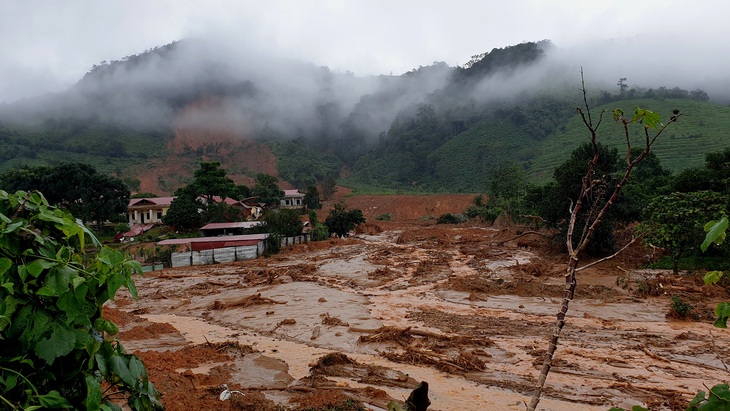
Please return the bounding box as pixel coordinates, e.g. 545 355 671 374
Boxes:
280 189 304 209
127 197 175 225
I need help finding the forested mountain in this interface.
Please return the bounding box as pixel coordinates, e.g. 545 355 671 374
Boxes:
0 38 724 194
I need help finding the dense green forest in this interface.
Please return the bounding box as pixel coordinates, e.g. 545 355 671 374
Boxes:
0 120 171 175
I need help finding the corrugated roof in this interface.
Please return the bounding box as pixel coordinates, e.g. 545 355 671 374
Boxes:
200 222 263 230
210 196 241 205
122 224 155 237
157 233 268 246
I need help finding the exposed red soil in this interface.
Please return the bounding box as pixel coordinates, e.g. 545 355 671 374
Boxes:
130 99 283 194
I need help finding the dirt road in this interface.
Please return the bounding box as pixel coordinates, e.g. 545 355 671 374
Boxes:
107 220 730 411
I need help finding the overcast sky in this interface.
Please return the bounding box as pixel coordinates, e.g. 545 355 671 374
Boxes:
1 0 728 103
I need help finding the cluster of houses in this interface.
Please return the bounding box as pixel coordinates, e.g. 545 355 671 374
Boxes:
122 190 308 268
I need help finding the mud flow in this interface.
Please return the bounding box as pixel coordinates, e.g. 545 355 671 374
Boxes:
108 215 730 411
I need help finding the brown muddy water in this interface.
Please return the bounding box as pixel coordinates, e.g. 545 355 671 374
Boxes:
107 225 730 411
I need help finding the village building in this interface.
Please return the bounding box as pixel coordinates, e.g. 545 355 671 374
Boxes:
200 221 263 236
280 189 304 209
127 197 175 225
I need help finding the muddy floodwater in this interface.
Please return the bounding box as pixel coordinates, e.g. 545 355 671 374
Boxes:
107 223 730 411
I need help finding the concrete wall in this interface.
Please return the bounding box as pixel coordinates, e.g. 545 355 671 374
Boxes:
280 234 311 247
214 247 236 263
236 245 259 260
170 243 263 268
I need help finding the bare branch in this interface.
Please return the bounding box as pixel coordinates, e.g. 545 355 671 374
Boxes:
575 236 640 272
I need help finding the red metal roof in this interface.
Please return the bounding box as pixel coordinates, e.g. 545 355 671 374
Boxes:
210 196 241 205
122 224 155 237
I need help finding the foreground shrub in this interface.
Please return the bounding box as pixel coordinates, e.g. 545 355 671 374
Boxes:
0 190 162 410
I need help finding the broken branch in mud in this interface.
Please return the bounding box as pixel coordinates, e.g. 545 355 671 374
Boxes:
642 347 670 363
208 293 287 310
270 318 297 333
575 235 640 272
350 326 452 341
497 230 546 246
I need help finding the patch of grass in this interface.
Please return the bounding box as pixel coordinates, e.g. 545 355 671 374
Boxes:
646 255 730 272
376 212 393 221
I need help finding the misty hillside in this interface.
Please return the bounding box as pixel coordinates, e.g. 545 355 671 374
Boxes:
0 38 726 194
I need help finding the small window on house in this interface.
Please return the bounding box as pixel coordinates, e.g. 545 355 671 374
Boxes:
157 211 162 220
286 200 291 206
296 199 301 205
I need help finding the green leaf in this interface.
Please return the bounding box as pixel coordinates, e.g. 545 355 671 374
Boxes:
0 257 11 276
714 302 730 328
688 390 706 408
0 314 11 331
109 354 136 386
704 271 724 286
387 401 406 411
95 352 109 376
1 220 23 234
703 217 729 252
37 390 73 408
34 322 76 364
709 383 730 401
101 402 123 411
612 108 624 122
129 355 148 382
4 372 17 390
25 259 57 278
633 107 662 129
39 266 72 297
85 374 102 411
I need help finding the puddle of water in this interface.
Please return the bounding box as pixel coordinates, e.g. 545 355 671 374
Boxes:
207 282 383 353
437 290 668 322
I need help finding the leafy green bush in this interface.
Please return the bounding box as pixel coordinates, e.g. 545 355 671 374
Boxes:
670 296 693 318
325 202 366 238
265 233 281 255
463 205 500 223
313 224 330 241
436 213 467 224
0 190 161 410
264 208 304 237
376 213 393 221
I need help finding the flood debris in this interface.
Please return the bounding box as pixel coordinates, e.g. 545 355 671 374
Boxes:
310 352 418 389
218 383 244 400
321 312 350 327
208 293 287 310
112 207 730 410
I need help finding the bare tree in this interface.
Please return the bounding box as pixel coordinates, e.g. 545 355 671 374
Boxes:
526 70 681 410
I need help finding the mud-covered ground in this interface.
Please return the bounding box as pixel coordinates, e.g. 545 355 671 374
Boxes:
107 197 730 411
